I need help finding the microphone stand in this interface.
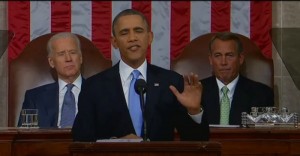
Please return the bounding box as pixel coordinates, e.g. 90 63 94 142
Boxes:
138 90 149 142
135 79 149 142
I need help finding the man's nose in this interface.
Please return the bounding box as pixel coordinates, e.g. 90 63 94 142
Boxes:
128 31 137 42
65 52 72 61
221 56 227 65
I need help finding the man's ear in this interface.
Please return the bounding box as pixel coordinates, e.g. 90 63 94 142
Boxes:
48 57 55 68
148 31 153 45
80 55 83 64
208 54 213 65
111 36 118 49
239 52 245 65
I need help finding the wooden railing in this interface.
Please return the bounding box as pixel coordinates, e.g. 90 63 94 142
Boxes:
0 127 299 156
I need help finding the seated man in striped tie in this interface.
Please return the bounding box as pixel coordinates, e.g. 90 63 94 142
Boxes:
200 32 274 125
72 9 209 142
18 32 83 128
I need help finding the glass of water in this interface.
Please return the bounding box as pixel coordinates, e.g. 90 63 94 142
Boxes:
21 109 38 128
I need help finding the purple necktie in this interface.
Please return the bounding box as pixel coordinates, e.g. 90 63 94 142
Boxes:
61 84 76 128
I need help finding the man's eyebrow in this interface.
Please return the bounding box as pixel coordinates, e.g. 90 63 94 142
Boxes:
118 28 129 33
133 26 144 30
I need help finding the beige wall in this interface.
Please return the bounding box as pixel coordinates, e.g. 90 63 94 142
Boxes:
0 2 299 126
0 1 8 126
273 1 300 115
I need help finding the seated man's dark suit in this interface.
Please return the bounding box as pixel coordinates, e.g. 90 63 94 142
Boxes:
72 63 209 141
201 75 274 125
19 80 84 128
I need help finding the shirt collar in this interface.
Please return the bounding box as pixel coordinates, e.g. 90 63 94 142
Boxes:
216 75 239 94
58 74 82 92
119 59 147 82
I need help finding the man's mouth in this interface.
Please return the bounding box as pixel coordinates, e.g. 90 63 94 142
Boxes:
65 65 74 69
128 45 140 51
219 69 230 72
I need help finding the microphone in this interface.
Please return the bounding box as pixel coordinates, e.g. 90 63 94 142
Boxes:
134 79 147 94
134 79 149 141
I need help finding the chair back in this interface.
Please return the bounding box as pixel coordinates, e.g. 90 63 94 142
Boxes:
171 33 274 88
8 33 112 127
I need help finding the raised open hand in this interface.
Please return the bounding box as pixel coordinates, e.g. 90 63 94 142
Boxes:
169 73 203 115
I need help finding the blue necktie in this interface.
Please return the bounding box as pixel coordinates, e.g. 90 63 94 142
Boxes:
61 84 76 128
128 70 143 136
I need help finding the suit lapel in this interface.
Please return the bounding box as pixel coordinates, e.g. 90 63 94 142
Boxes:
144 64 161 131
230 76 250 124
107 64 135 136
43 82 59 127
205 77 221 124
109 64 128 109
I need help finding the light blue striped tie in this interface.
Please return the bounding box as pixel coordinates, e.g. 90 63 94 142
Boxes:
220 86 230 125
61 84 76 128
128 70 143 136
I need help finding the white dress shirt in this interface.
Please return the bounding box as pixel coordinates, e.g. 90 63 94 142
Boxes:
119 59 147 106
57 75 82 127
216 75 239 107
118 59 202 124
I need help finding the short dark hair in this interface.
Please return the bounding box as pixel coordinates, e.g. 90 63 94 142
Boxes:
209 32 243 54
112 9 150 36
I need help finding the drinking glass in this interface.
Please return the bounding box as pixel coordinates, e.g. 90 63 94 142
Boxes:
21 109 38 128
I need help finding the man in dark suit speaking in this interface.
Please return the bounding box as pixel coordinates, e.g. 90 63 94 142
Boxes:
19 32 83 128
201 32 274 125
72 9 209 141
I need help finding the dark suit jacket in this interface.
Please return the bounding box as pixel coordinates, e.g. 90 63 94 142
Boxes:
201 75 274 125
72 63 209 141
19 79 84 128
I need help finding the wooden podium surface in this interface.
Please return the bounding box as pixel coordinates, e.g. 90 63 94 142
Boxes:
0 127 299 156
210 127 300 156
13 128 72 156
0 128 16 156
0 128 73 156
70 141 221 156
